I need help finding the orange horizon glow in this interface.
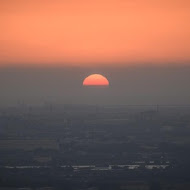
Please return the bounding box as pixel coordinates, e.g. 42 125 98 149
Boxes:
83 74 109 86
0 0 190 66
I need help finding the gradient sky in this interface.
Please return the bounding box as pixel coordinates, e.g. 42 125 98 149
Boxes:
1 0 190 66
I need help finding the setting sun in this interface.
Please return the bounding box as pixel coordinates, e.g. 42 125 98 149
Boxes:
83 74 109 86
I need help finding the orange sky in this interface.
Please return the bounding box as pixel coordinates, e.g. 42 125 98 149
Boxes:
0 0 190 66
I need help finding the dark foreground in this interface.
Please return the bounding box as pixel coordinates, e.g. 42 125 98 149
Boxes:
0 104 190 190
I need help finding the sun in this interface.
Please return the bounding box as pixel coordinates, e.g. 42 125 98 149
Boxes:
83 74 109 87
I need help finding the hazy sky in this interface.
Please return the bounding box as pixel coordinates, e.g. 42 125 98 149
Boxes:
0 65 190 105
0 1 190 105
1 0 190 66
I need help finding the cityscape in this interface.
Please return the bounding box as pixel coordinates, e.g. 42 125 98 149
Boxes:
0 104 190 189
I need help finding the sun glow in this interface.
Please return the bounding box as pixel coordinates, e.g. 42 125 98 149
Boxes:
83 74 109 86
1 0 190 66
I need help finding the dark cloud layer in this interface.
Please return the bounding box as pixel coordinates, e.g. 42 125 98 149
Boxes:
0 65 190 106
